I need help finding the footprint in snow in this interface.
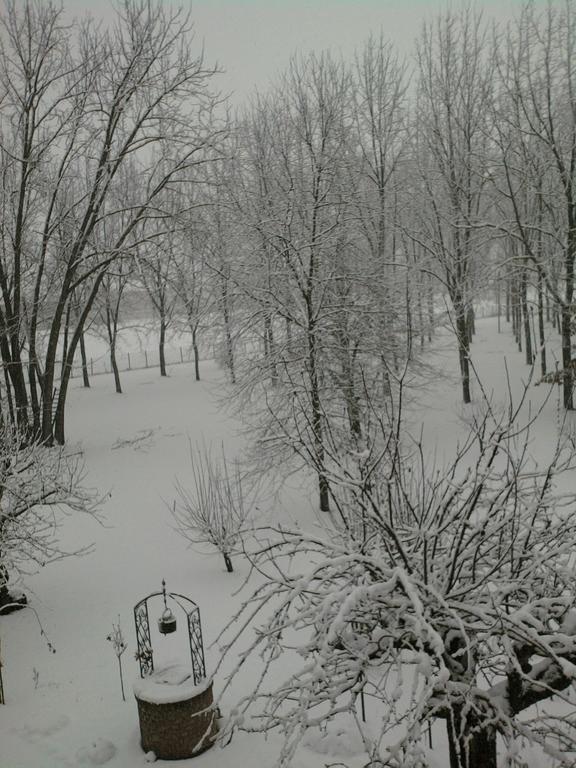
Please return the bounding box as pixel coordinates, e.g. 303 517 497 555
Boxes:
76 737 117 765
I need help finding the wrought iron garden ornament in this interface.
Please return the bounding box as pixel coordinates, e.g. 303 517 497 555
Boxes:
133 579 206 684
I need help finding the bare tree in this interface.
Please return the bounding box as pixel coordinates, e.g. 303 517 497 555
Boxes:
172 442 253 573
493 1 576 409
0 0 223 443
170 205 216 382
216 377 576 768
135 219 179 379
96 256 133 394
351 35 414 367
413 8 495 403
229 54 356 512
204 164 240 386
353 35 408 268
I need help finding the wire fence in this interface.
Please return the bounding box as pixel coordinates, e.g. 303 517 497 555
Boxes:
65 299 502 382
66 336 249 380
69 345 197 379
67 334 233 379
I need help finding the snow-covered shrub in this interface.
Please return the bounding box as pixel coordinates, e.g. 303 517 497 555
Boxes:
215 385 576 768
0 426 99 610
171 442 253 573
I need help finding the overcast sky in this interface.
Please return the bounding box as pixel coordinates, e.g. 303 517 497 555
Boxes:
67 0 528 101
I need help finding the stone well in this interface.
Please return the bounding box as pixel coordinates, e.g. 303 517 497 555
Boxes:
133 665 218 759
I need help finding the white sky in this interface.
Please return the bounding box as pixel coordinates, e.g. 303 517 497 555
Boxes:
67 0 529 102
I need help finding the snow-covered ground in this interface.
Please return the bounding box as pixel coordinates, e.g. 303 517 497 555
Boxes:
1 316 573 768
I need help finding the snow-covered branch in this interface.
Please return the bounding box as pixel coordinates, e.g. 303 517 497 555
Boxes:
215 381 576 767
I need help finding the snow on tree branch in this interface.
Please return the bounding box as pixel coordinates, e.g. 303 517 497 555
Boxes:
214 380 576 767
0 427 100 605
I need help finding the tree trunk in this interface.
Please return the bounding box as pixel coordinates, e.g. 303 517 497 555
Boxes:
562 222 575 408
27 357 41 436
455 304 471 404
41 378 55 446
220 272 235 384
7 351 30 435
159 316 167 377
466 305 475 342
537 271 546 378
427 275 434 342
110 342 122 394
105 303 121 392
338 332 362 441
510 281 517 340
192 326 200 381
53 386 65 446
53 271 107 445
418 288 425 348
0 579 9 612
521 266 533 366
307 321 330 512
79 330 90 388
42 292 70 445
446 711 497 768
61 302 71 383
560 305 574 410
318 474 330 514
223 552 233 573
0 557 27 615
264 314 278 385
3 364 14 429
345 384 362 441
512 278 523 352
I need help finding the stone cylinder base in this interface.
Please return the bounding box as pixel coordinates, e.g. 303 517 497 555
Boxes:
135 681 218 759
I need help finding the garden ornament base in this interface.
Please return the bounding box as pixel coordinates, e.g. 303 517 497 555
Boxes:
133 665 218 759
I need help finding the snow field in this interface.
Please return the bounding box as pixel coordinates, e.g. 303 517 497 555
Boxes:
1 316 575 767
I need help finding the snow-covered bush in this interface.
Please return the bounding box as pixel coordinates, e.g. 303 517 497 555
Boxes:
0 427 99 610
172 442 253 573
216 387 576 768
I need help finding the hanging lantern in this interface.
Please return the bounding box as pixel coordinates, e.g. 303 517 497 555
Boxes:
158 607 177 635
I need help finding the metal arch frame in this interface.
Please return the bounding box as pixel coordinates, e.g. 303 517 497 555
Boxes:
133 588 206 684
134 597 153 678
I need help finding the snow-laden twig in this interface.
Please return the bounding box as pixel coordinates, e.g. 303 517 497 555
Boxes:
106 616 127 702
215 379 576 767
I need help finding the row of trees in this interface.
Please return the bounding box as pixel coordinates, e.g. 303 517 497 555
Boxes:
0 0 225 444
198 2 576 517
211 4 576 768
0 0 225 680
1 1 574 450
